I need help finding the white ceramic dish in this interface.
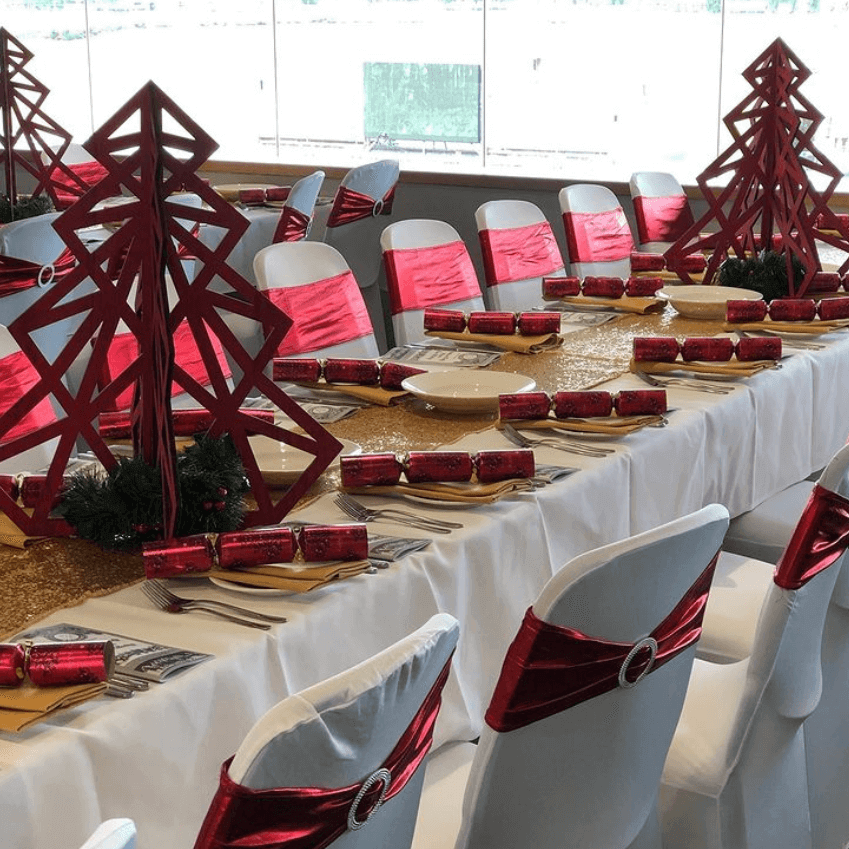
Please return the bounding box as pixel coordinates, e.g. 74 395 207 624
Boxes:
659 285 762 319
401 371 536 414
246 436 361 486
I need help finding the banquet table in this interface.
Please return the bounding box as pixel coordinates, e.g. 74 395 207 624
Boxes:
2 307 849 849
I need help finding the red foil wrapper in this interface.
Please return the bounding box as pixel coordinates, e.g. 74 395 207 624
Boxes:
298 524 368 562
553 391 614 419
499 392 552 421
726 300 768 323
630 252 666 272
27 641 115 687
217 527 296 569
625 276 664 297
809 272 842 293
0 474 19 502
474 449 535 483
100 409 274 439
680 337 735 362
423 308 466 333
404 451 474 483
467 312 517 335
238 188 265 205
340 453 403 488
680 254 707 272
769 299 817 322
324 359 380 385
142 535 215 578
516 312 560 336
581 277 625 299
266 186 291 202
614 390 667 417
818 297 849 321
633 337 680 363
0 644 26 687
542 276 581 299
735 336 782 362
379 362 425 390
273 358 323 383
19 475 64 510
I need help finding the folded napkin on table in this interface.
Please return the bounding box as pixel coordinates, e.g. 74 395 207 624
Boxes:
0 510 47 548
292 382 408 407
632 270 705 283
206 560 372 593
424 330 562 354
0 681 107 733
630 357 775 378
498 414 663 436
551 295 664 315
344 477 536 504
722 318 849 336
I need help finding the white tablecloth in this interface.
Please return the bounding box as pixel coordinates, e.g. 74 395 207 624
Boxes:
2 331 849 849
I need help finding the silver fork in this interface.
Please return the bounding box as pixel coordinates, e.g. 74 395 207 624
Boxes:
140 582 271 630
501 423 613 458
150 580 288 623
634 369 733 395
735 329 825 351
334 493 463 534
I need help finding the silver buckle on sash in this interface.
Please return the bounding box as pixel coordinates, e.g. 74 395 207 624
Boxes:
372 198 384 217
347 767 392 831
618 636 658 689
37 263 55 287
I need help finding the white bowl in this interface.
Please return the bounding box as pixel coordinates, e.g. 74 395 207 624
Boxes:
401 370 536 414
659 285 763 319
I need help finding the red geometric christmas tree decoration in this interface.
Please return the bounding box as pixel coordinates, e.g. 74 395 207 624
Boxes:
665 39 849 295
1 81 342 538
0 28 85 212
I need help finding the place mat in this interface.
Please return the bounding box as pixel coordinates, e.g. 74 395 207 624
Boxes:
292 382 408 407
343 478 536 504
551 296 664 315
425 330 562 354
630 357 776 378
0 681 107 733
206 560 372 592
497 414 663 436
722 318 849 336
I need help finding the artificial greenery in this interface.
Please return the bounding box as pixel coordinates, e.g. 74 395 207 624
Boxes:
718 249 806 301
55 433 251 551
0 194 54 225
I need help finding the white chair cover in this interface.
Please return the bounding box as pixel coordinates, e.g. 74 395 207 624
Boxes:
380 219 485 347
286 170 326 219
660 448 849 849
0 211 65 265
78 819 137 849
558 183 634 279
628 171 695 253
323 159 400 353
474 200 566 312
413 504 729 849
195 613 460 849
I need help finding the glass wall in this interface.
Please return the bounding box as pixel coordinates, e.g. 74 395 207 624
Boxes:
5 0 848 186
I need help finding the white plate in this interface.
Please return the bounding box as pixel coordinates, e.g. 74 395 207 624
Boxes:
209 577 293 596
401 371 536 414
659 285 762 319
247 436 361 486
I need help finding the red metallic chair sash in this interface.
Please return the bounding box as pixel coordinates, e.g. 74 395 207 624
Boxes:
478 222 564 287
633 195 695 245
0 350 57 442
327 185 396 228
0 247 76 298
193 656 453 849
383 242 482 315
272 207 311 243
50 160 110 209
562 209 634 264
266 271 373 356
774 485 849 590
485 551 720 733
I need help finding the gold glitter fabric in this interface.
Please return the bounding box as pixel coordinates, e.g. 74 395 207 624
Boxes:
0 306 728 634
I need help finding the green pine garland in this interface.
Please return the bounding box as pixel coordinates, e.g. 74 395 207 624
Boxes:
55 433 251 551
0 194 55 225
718 249 806 301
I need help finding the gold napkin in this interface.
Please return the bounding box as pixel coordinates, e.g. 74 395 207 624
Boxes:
722 319 849 336
424 330 562 354
0 682 107 733
0 510 47 549
343 478 536 504
630 357 775 378
207 560 372 592
498 414 663 436
548 295 664 315
295 382 408 407
631 270 706 283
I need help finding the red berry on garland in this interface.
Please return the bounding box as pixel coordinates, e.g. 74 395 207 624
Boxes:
217 487 228 497
214 501 226 512
203 501 214 511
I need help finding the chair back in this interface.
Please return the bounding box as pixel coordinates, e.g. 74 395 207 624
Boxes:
0 212 65 265
272 170 325 243
558 183 634 279
381 219 485 346
195 613 460 849
628 171 695 251
253 241 379 360
79 819 137 849
474 200 566 312
451 504 729 849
